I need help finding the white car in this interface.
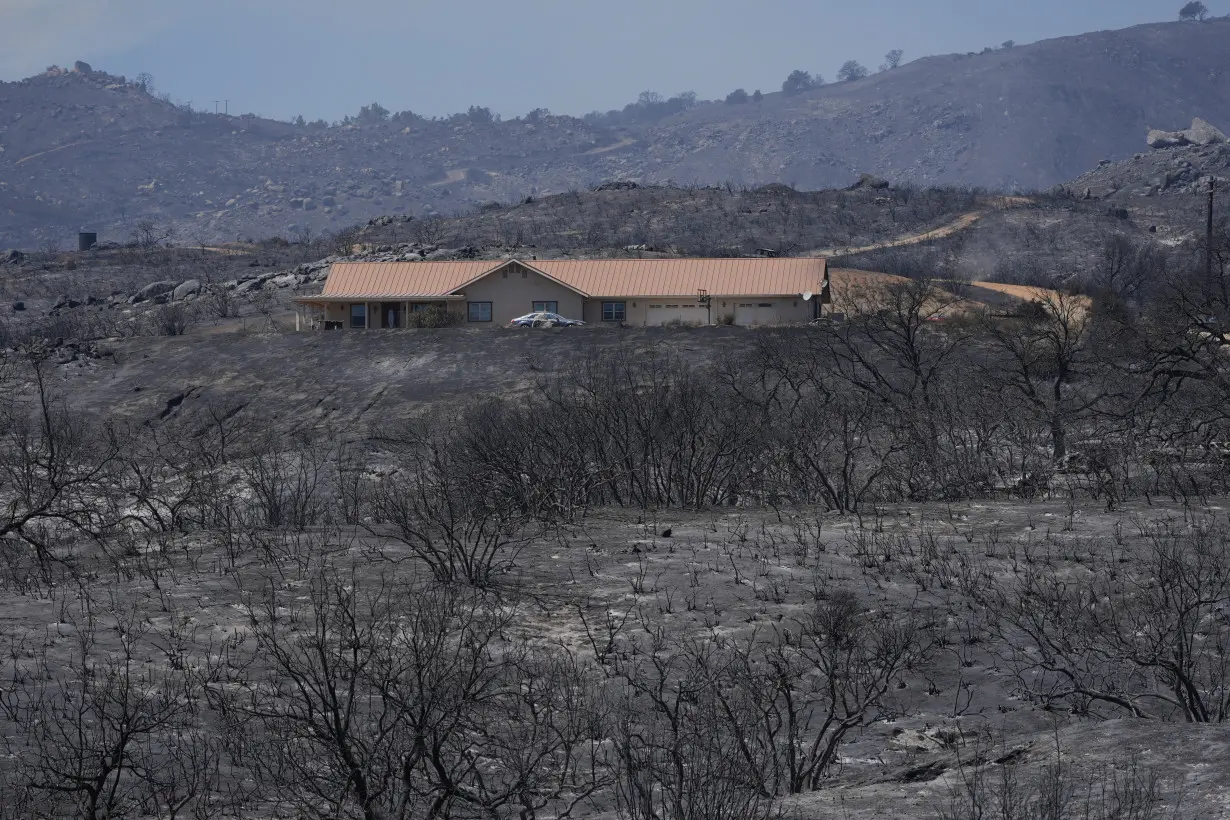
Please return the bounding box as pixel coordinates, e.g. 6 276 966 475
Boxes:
508 312 585 328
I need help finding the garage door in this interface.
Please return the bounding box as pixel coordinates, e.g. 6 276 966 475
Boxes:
646 303 707 326
734 302 778 326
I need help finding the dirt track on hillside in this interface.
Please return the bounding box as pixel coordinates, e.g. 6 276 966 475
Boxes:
583 137 637 155
808 197 1032 258
13 139 93 166
430 169 469 187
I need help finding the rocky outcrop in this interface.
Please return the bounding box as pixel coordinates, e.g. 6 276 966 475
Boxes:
172 279 201 301
130 280 179 304
1067 141 1230 199
849 173 891 190
1147 129 1187 149
233 278 264 295
1186 117 1228 145
1148 117 1228 149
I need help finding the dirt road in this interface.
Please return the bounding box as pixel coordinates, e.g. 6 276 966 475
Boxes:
430 169 469 187
807 197 1030 258
583 137 636 155
14 139 92 166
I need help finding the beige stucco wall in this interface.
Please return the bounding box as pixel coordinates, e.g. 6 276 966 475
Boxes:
729 297 816 325
302 286 817 329
582 299 650 326
459 264 585 325
318 303 354 327
581 296 816 326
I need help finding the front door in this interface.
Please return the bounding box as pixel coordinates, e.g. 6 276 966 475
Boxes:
380 302 403 329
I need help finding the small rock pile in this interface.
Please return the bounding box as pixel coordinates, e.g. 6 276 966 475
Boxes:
55 246 506 321
364 215 414 229
220 258 338 295
848 173 891 191
376 244 489 262
346 239 494 263
594 180 641 191
129 280 179 304
1 337 109 365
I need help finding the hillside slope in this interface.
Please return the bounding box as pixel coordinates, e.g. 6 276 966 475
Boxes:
644 19 1230 193
2 19 1229 247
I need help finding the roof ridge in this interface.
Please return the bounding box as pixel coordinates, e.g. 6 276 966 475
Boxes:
318 256 826 300
331 257 821 263
532 257 818 262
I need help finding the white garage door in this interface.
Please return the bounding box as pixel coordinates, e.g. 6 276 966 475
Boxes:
646 303 707 326
734 302 778 326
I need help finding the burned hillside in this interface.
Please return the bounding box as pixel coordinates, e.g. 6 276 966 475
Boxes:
0 119 1229 818
4 19 1230 247
5 279 1230 816
352 182 986 257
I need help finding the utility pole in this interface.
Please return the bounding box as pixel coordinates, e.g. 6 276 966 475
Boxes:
213 100 220 115
225 100 230 116
1207 178 1217 284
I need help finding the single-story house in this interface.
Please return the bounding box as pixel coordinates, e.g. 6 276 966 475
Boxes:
292 257 829 329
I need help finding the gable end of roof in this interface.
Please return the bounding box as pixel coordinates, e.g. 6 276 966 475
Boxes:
447 259 592 298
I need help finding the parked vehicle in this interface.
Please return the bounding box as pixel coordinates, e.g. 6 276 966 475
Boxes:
508 312 586 328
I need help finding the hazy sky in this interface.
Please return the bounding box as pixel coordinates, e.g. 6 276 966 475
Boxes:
1 0 1225 122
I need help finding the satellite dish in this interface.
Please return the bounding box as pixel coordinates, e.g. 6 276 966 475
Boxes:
802 291 814 302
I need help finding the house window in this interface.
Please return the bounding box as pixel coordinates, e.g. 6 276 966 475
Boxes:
410 303 432 313
533 301 558 313
468 302 493 323
350 304 367 328
602 302 626 322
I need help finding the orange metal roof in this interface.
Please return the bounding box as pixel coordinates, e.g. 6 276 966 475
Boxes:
318 261 500 299
312 258 827 300
529 258 826 298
